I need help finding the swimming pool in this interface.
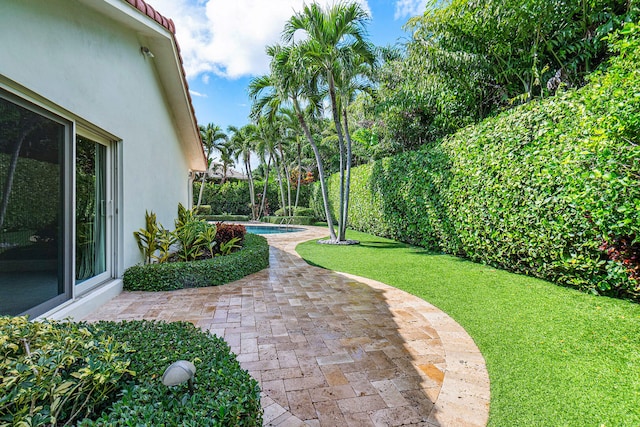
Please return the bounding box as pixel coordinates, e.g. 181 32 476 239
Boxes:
245 225 304 235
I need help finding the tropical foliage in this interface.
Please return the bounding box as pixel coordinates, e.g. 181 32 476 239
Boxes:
367 0 639 152
133 204 245 265
123 233 268 292
316 23 640 299
249 2 374 242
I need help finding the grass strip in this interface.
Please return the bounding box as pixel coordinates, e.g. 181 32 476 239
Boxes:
297 230 640 426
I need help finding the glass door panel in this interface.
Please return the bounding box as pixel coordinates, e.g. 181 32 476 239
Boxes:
75 136 109 288
0 96 67 316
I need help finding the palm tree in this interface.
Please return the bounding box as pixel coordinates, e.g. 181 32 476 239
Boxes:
228 124 259 220
249 43 339 240
335 57 376 238
217 141 237 185
283 2 375 242
254 117 278 219
197 123 227 208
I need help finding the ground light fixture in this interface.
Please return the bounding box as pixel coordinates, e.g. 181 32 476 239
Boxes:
162 360 196 393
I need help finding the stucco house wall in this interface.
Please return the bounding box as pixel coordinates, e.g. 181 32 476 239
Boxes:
0 0 206 318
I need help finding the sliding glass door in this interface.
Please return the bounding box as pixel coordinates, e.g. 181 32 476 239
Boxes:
0 95 70 316
0 91 114 317
75 135 110 290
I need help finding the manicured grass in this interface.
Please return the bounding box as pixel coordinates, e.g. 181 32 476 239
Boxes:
297 230 640 426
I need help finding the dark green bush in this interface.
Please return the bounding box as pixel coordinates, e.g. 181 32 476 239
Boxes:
123 234 269 291
80 320 262 427
274 206 315 217
316 25 640 300
199 215 250 222
193 180 312 216
194 205 212 215
261 216 314 225
0 316 133 426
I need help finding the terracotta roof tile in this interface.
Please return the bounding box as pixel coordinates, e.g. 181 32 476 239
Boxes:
122 0 200 143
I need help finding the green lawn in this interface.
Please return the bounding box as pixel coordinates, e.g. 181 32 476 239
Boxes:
297 230 640 426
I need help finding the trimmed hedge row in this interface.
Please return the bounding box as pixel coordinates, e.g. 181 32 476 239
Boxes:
315 26 640 300
193 180 312 216
199 214 250 222
273 206 315 217
261 216 315 225
123 233 269 291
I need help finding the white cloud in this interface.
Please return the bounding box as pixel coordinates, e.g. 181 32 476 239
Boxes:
146 0 370 80
189 90 208 97
393 0 428 20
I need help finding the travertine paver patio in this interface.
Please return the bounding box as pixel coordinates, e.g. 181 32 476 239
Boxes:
83 226 489 426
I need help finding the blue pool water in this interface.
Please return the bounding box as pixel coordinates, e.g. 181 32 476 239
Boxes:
245 225 304 235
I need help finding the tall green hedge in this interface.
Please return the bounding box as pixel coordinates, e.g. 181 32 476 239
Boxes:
315 25 640 300
194 180 312 216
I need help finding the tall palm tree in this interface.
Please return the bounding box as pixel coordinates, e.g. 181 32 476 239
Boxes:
283 2 375 241
335 56 376 238
228 124 259 220
217 141 237 185
254 117 278 219
197 123 227 208
249 43 339 240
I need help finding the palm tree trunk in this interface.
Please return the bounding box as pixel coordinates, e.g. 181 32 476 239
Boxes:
328 76 347 241
245 158 257 220
294 140 302 209
292 97 337 241
342 107 353 239
279 145 292 216
258 155 272 218
196 172 206 208
274 149 287 216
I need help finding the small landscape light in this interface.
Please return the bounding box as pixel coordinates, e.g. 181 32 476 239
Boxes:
162 360 196 393
140 46 154 58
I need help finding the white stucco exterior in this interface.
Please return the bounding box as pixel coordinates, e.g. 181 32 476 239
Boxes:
0 0 206 318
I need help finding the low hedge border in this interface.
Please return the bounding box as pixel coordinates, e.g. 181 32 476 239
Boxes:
198 214 250 222
123 233 269 291
261 216 315 225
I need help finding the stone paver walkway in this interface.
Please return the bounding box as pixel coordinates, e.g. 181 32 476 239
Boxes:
83 226 489 426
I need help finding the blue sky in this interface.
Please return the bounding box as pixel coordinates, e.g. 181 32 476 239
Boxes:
146 0 426 137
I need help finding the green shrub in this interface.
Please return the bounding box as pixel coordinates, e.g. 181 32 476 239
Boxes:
123 234 269 291
80 320 261 427
199 214 250 222
132 211 159 265
194 205 211 215
193 180 312 216
317 25 640 300
261 216 315 226
0 318 261 426
274 206 315 217
0 316 133 426
134 205 218 263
